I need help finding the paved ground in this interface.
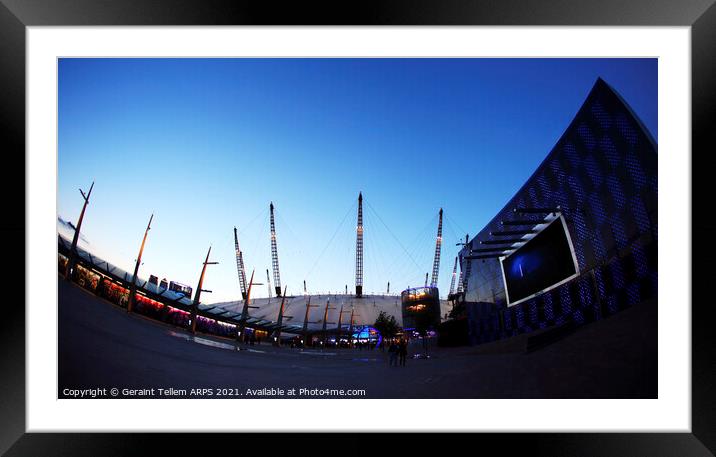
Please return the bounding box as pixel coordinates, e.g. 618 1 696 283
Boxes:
58 279 657 399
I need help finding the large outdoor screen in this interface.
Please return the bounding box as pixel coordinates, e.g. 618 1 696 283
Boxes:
501 216 579 306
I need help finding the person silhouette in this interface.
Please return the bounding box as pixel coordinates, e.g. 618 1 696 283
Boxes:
398 339 408 367
388 340 398 367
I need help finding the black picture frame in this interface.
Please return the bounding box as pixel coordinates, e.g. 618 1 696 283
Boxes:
1 1 713 455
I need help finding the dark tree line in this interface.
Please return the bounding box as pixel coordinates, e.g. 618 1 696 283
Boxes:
373 311 400 338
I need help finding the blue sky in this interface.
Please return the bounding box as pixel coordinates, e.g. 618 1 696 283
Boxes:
58 58 656 303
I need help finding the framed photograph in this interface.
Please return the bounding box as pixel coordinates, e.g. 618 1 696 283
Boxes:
3 0 713 455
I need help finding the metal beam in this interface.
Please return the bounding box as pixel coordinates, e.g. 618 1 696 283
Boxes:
448 256 458 296
336 305 351 348
457 260 464 294
465 253 508 260
302 297 319 346
513 207 560 214
233 227 248 300
355 192 364 297
470 247 515 253
65 181 94 280
480 239 527 245
321 299 336 344
237 269 256 343
430 208 443 288
190 246 218 334
500 220 540 226
274 285 288 345
127 213 153 314
490 229 537 236
348 307 355 348
269 202 282 297
265 269 272 301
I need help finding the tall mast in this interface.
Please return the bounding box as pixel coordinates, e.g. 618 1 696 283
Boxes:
266 269 272 300
462 258 472 294
238 269 257 342
336 304 344 345
127 213 153 313
336 305 351 346
302 297 311 337
348 307 355 348
64 181 94 280
269 202 282 297
322 299 335 344
355 192 364 298
190 246 218 334
448 256 458 296
458 234 469 293
302 296 318 345
274 285 288 344
233 227 248 300
430 208 443 288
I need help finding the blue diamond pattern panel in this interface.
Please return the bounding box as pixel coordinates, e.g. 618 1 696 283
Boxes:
460 78 657 345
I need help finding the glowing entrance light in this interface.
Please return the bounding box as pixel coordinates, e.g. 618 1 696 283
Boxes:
351 325 382 346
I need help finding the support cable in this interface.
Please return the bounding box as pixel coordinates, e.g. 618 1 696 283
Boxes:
364 200 423 275
304 200 356 280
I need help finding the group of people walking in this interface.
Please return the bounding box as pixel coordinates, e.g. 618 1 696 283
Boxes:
388 339 408 367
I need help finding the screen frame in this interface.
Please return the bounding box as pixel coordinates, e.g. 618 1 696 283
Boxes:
500 214 580 307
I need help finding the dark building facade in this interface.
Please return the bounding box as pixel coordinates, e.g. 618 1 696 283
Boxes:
458 78 657 345
401 286 442 332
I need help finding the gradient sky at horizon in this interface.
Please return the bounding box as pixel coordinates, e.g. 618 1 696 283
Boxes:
58 58 657 303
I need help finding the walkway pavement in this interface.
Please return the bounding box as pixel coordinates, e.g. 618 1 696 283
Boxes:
58 279 657 399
